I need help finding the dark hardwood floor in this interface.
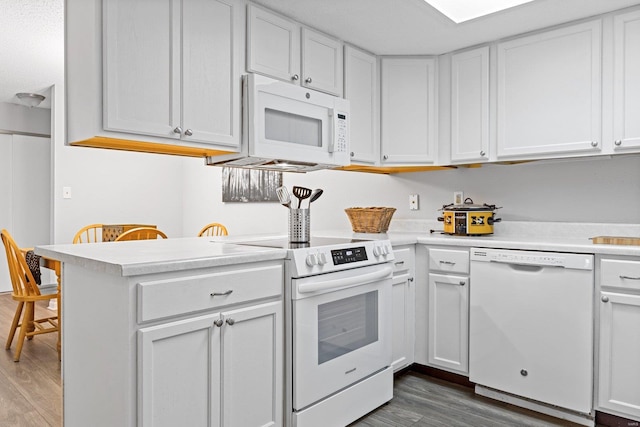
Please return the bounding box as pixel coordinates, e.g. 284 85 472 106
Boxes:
0 292 620 427
350 371 582 427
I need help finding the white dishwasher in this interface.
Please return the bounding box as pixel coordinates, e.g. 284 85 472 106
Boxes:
469 248 594 416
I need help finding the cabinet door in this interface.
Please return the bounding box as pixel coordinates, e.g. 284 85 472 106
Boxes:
496 20 602 158
221 301 283 427
613 10 640 152
301 28 343 96
428 273 468 374
104 0 180 139
344 45 379 164
181 0 242 147
391 273 415 372
139 313 221 427
381 57 436 165
598 291 640 419
451 47 490 163
247 4 300 83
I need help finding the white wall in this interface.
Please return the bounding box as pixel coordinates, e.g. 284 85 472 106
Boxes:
180 154 640 237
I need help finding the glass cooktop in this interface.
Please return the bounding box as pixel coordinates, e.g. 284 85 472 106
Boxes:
235 237 369 250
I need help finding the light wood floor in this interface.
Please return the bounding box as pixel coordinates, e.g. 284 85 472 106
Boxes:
0 292 599 427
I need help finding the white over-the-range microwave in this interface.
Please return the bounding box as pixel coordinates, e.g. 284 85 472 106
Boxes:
206 73 350 172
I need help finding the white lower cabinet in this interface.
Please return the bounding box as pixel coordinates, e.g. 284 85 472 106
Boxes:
426 247 469 375
139 301 282 427
390 246 415 372
62 260 283 427
597 257 640 422
427 273 468 374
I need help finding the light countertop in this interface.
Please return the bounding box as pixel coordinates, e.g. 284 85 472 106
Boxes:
35 237 286 277
36 222 640 278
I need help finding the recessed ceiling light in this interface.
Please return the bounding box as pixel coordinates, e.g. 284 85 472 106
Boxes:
424 0 535 23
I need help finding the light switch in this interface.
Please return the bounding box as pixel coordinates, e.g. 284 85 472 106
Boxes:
63 187 72 199
409 194 419 210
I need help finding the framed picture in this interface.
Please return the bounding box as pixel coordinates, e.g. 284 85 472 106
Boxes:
222 167 282 203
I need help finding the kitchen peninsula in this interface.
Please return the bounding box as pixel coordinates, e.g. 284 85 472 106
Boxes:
36 238 286 427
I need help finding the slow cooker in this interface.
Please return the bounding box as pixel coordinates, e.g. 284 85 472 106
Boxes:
437 198 501 235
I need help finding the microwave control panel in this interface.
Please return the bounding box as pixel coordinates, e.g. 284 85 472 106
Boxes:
331 111 348 153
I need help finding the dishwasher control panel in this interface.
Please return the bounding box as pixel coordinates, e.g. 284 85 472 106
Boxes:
470 248 593 270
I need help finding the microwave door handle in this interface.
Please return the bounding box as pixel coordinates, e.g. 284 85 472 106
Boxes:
328 108 336 153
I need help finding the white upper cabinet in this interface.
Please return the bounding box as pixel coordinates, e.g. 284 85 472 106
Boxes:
103 0 243 148
496 20 602 159
247 4 300 83
247 4 343 96
301 28 344 96
450 46 490 163
612 9 640 152
344 45 379 164
381 57 437 165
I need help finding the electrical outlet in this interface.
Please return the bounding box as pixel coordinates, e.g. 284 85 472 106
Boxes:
409 194 419 210
63 187 72 199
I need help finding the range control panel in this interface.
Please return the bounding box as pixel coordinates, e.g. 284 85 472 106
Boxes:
331 246 367 265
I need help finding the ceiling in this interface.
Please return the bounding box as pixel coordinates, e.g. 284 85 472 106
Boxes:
1 0 640 110
0 0 63 109
255 0 640 54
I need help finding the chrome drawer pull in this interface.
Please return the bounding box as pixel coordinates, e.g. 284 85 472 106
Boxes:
439 260 456 265
619 275 640 280
394 261 405 266
211 290 233 297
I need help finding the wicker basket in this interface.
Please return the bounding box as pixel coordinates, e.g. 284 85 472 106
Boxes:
345 207 396 233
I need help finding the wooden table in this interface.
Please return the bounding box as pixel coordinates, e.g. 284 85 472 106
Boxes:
102 224 157 241
21 248 62 360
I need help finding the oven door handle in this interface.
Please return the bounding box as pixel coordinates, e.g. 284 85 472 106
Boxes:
297 266 393 294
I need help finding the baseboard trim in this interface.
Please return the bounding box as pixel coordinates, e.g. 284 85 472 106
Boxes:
409 363 474 388
595 411 640 427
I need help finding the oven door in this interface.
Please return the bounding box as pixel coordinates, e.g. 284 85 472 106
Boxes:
292 264 393 410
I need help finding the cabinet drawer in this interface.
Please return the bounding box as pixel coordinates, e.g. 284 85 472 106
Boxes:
392 247 412 274
601 258 640 290
428 248 469 274
138 264 283 322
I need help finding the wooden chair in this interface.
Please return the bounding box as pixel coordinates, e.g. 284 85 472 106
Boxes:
198 223 228 237
72 223 103 244
114 227 168 241
1 229 59 362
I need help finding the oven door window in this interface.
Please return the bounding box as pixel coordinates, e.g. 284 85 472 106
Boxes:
318 291 378 364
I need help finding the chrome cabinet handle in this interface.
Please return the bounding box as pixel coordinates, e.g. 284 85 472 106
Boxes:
459 281 466 286
173 126 183 134
305 77 312 84
601 296 609 303
184 129 193 136
439 260 456 265
383 155 389 160
394 261 405 266
211 290 233 297
614 140 622 146
291 74 299 81
408 277 414 282
350 152 355 157
214 318 224 327
226 318 235 326
620 275 640 280
591 141 598 147
520 369 528 377
480 150 486 157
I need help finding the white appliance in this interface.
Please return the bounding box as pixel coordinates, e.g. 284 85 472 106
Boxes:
237 237 394 427
469 248 594 421
207 74 350 172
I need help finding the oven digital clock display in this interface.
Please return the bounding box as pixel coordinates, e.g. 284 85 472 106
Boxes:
331 247 368 265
